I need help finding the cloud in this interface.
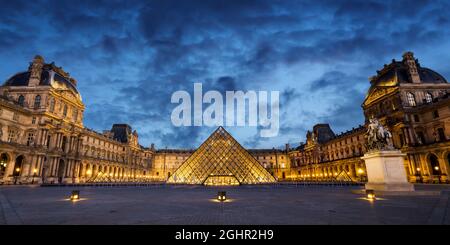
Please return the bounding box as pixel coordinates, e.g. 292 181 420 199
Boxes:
1 0 450 148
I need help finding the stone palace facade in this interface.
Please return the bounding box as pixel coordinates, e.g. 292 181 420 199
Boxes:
0 52 449 184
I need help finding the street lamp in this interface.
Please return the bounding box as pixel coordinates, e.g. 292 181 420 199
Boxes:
32 168 37 184
14 167 21 185
357 168 364 182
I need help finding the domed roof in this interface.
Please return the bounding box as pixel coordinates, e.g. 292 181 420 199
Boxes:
369 52 447 87
369 62 447 88
365 52 447 100
3 56 82 101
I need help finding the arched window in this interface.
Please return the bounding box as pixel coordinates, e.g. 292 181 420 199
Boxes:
49 98 55 112
407 92 416 107
429 154 441 175
425 93 433 103
18 95 25 106
34 95 41 109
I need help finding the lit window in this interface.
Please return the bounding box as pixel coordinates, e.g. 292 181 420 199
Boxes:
425 93 433 103
34 95 41 109
407 92 416 106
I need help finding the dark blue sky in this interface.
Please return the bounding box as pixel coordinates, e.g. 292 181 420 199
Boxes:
1 0 449 149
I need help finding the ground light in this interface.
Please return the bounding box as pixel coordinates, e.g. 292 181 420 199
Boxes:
217 191 226 201
70 190 80 201
366 189 375 200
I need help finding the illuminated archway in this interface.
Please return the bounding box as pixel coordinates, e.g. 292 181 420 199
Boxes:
13 155 24 177
0 153 10 178
428 154 441 175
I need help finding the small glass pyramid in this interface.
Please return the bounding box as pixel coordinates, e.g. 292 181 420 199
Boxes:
167 127 276 185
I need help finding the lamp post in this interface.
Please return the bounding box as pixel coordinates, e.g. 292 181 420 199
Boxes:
32 168 37 184
416 167 422 183
14 167 20 185
357 168 364 182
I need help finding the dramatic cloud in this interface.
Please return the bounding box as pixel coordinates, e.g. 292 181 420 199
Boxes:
1 0 449 148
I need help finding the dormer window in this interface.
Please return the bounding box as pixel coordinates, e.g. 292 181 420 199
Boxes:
425 93 433 103
407 92 416 107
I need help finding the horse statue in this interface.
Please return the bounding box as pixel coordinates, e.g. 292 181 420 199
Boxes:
366 117 394 151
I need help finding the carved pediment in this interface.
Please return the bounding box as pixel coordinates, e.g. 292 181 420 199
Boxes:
364 87 398 106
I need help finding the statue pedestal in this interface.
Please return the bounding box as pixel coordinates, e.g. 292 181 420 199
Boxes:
361 150 414 192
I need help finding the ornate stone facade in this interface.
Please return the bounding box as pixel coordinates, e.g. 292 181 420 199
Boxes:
1 52 449 185
289 52 450 183
0 56 152 184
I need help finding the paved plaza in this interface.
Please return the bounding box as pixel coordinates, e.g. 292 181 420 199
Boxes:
0 184 449 225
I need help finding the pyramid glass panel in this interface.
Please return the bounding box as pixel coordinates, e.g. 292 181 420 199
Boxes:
167 127 276 185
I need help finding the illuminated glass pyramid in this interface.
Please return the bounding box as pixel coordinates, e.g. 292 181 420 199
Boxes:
167 127 276 185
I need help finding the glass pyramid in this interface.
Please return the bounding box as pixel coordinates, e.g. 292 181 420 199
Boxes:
167 127 276 185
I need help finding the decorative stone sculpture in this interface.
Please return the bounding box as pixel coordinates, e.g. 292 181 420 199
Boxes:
362 116 414 192
365 117 394 151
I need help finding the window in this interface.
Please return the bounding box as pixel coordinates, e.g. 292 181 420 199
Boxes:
27 132 34 146
413 114 420 122
416 131 426 144
32 117 36 124
433 110 439 118
425 93 433 103
407 93 416 106
12 113 19 121
7 129 17 143
49 98 55 112
18 95 25 106
72 109 78 122
63 105 68 117
34 95 41 109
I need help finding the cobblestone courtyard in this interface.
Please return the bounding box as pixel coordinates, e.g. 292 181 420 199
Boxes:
0 185 449 225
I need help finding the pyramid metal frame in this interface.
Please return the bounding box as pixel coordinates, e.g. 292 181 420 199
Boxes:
167 127 276 185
